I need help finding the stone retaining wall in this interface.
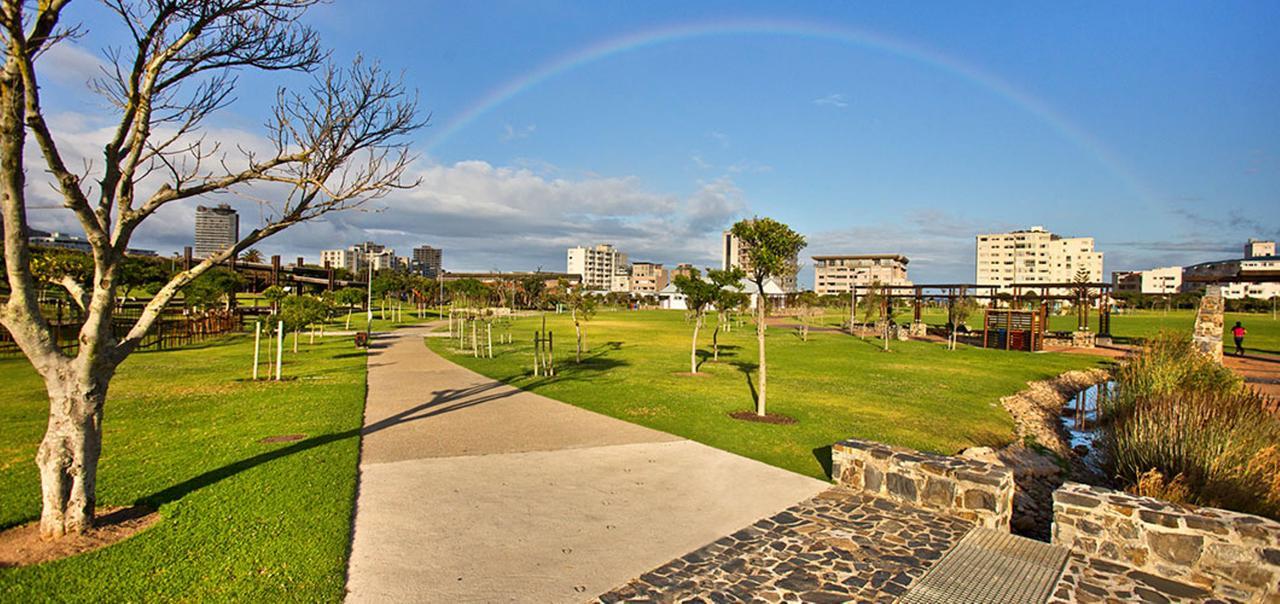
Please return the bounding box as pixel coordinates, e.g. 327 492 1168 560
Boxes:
831 439 1015 530
1052 482 1280 601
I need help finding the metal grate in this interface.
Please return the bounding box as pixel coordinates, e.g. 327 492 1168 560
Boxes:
901 527 1069 604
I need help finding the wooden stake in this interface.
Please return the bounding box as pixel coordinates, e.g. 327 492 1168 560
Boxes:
253 321 261 380
275 320 284 381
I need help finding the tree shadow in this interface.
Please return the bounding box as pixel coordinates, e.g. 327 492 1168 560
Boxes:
729 360 759 405
812 445 833 480
136 379 529 510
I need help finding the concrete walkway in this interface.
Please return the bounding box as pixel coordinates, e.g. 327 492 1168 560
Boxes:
344 324 827 602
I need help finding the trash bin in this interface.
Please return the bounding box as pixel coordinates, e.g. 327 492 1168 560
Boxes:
355 331 368 348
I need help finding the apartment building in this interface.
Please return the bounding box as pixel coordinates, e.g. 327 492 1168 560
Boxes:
975 226 1103 291
194 203 239 258
722 230 798 292
1246 239 1276 259
1111 266 1182 295
412 245 443 278
670 263 696 281
567 243 627 290
812 254 910 295
320 241 404 275
629 262 668 294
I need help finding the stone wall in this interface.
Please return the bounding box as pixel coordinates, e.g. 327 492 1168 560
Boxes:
831 439 1015 530
1193 285 1225 362
1052 482 1280 601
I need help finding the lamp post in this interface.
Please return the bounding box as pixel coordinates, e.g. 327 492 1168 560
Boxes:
366 249 374 330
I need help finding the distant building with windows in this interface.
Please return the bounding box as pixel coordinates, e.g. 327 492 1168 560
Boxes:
412 245 443 278
1111 266 1182 295
812 254 910 295
567 243 627 290
1181 239 1279 300
28 229 156 256
975 226 1103 291
194 204 239 258
629 262 668 294
321 241 405 275
722 229 798 292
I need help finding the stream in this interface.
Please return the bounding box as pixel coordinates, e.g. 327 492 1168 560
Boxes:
1060 380 1114 475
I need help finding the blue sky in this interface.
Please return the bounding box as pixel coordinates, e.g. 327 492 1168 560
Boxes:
33 1 1280 284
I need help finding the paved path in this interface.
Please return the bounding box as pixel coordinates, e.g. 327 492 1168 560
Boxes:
344 324 827 602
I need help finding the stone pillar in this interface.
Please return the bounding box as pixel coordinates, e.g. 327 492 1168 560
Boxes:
1192 285 1224 363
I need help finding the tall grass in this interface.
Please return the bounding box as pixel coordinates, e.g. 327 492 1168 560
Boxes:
1099 333 1280 518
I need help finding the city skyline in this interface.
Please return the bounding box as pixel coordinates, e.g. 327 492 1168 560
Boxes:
22 1 1280 285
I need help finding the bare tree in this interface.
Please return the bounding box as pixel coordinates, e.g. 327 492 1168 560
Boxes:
0 0 422 539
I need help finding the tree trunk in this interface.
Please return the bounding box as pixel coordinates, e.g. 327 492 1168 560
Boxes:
756 297 767 416
690 313 701 373
712 320 721 361
36 369 110 539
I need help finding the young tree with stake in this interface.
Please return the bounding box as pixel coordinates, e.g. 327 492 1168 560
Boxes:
729 218 805 417
0 0 421 539
708 267 746 361
672 268 720 374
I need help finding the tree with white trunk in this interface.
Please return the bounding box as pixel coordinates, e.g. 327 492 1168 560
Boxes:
729 217 805 417
0 0 421 539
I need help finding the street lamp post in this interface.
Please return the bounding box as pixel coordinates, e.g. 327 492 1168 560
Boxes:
366 250 374 329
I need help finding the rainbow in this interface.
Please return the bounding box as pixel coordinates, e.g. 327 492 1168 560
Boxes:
425 17 1152 203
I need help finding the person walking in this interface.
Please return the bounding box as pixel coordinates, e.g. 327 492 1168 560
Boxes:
1231 321 1247 356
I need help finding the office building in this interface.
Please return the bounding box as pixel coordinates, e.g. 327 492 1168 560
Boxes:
412 245 443 278
812 254 910 295
975 226 1103 291
194 203 239 258
567 243 627 290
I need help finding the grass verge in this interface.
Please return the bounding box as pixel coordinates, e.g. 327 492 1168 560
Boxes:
427 309 1105 479
0 333 367 601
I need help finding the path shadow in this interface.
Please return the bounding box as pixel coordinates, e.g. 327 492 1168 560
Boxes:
812 445 833 480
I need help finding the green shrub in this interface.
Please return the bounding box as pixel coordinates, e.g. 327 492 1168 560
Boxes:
1099 332 1280 518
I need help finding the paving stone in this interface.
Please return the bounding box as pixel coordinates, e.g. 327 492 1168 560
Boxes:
595 489 972 602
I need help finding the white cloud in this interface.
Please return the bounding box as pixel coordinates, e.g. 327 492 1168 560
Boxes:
501 123 536 142
40 43 106 88
813 93 849 108
22 112 749 271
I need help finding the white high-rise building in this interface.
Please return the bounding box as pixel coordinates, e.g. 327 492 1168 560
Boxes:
975 226 1103 291
567 243 626 290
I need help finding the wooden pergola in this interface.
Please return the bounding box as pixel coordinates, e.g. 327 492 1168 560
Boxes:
843 281 1114 338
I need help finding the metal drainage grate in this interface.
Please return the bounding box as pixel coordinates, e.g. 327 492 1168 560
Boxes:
901 527 1069 604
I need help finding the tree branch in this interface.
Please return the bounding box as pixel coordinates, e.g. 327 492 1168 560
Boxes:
58 275 89 312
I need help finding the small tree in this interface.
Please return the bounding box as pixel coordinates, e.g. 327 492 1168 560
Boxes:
793 291 821 342
561 283 597 363
1071 267 1092 330
858 282 884 341
730 217 806 417
708 267 746 360
263 285 288 314
673 268 720 374
182 268 242 311
949 296 979 351
333 287 365 329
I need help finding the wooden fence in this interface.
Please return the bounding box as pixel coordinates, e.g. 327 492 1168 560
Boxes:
0 309 242 357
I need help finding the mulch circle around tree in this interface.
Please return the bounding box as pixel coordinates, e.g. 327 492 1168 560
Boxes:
728 410 797 425
0 505 159 568
258 433 308 444
672 372 712 378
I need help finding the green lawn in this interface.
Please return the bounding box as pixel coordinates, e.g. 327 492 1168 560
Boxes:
818 307 1280 356
0 333 367 601
427 310 1105 480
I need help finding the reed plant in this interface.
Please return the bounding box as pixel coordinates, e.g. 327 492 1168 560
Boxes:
1099 332 1280 518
